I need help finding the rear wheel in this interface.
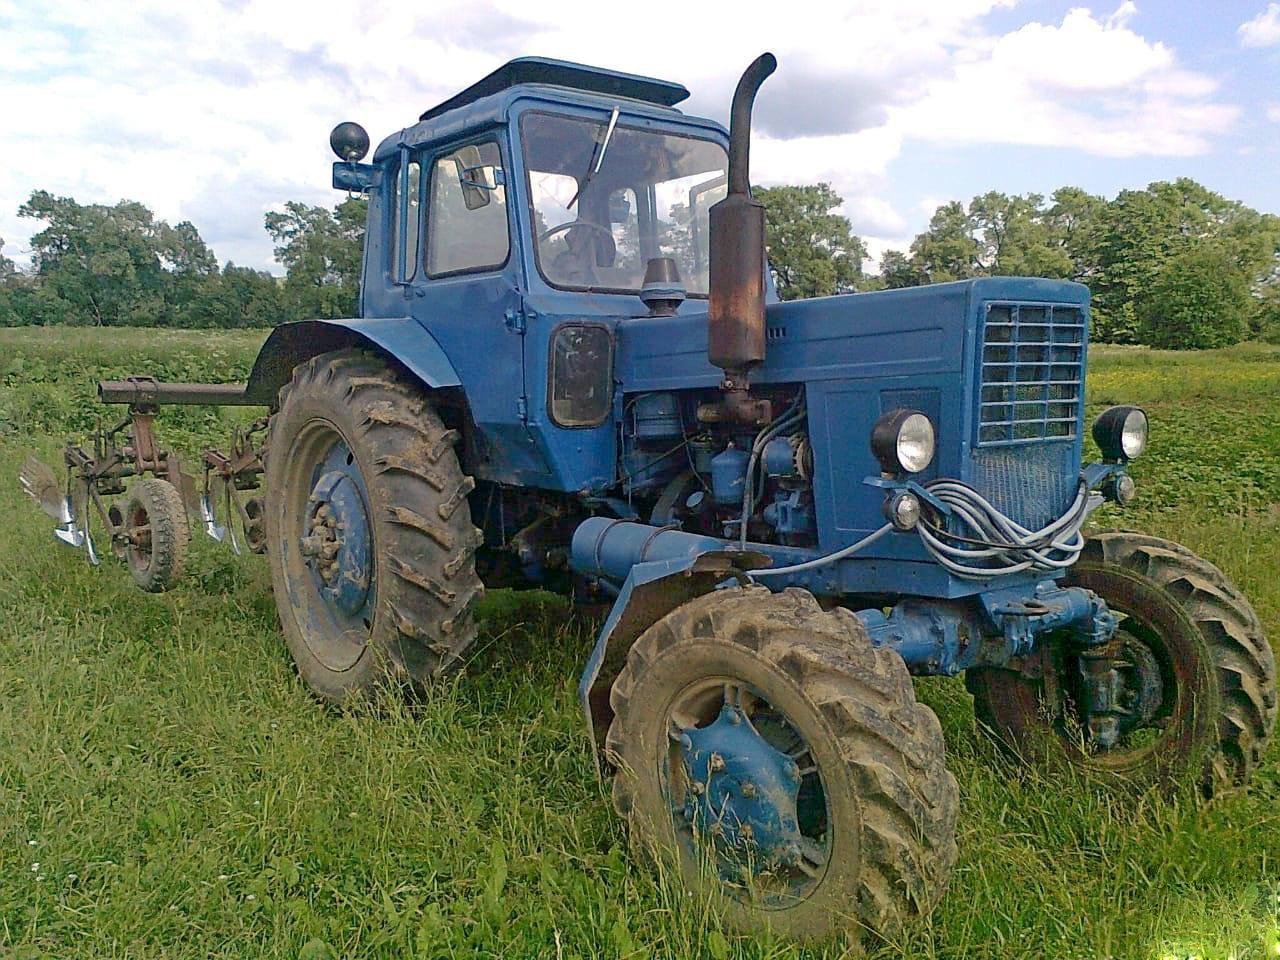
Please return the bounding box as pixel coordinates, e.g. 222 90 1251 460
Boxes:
606 586 958 942
264 349 483 702
967 532 1276 793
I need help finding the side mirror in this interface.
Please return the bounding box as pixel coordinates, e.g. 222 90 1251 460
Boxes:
454 145 504 210
608 190 631 224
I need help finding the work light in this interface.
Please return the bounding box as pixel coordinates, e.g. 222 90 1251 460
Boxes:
1092 406 1148 462
871 409 936 475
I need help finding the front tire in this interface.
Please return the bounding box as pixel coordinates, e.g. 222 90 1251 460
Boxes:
967 532 1276 793
264 350 484 702
606 586 958 942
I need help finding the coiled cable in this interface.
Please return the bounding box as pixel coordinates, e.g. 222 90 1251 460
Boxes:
916 479 1101 579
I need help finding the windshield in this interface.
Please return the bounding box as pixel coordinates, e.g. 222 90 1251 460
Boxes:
521 112 728 296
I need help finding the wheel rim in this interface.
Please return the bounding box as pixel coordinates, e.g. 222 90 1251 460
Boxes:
663 678 830 907
125 501 153 575
282 419 376 672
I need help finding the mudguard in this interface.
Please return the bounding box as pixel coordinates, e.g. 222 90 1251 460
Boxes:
578 548 768 772
244 317 461 404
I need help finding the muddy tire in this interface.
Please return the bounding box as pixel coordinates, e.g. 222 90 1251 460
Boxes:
967 532 1276 793
264 349 483 702
120 478 189 593
606 586 958 942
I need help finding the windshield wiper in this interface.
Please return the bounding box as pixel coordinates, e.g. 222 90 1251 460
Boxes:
567 106 619 210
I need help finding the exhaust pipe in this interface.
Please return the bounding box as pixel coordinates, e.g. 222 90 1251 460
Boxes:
704 52 777 426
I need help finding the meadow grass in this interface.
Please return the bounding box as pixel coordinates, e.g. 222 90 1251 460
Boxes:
1 332 1279 959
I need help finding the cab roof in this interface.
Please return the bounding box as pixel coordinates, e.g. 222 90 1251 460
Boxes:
418 57 690 122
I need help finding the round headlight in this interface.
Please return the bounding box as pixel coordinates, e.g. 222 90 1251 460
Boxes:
871 409 937 475
1092 406 1148 461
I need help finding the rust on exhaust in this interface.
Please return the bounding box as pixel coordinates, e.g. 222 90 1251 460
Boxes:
703 52 776 426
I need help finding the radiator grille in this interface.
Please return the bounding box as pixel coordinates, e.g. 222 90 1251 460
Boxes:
977 304 1084 447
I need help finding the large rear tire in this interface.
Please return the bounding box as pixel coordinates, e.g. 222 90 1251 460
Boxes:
606 586 958 942
967 532 1276 793
264 349 483 702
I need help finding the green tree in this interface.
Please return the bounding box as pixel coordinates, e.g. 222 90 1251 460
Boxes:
878 248 926 289
969 192 1073 279
0 239 18 325
1043 187 1106 283
265 198 367 319
755 184 867 300
908 201 980 284
1136 242 1251 349
1090 178 1276 343
19 191 174 325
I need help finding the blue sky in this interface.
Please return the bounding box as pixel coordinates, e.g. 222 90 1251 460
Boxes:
2 0 1278 272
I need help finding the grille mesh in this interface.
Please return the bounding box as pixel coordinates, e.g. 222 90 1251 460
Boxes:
977 304 1084 447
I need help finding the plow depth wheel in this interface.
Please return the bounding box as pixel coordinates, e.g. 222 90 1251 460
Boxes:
119 478 189 593
606 586 958 942
264 349 483 703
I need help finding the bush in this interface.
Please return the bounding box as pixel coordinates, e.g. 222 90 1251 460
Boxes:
1135 243 1250 350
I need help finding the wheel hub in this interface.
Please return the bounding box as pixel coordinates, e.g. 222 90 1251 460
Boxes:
300 466 372 618
678 703 806 874
1078 632 1165 749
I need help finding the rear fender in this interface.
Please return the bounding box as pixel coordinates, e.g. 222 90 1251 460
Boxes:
245 318 461 405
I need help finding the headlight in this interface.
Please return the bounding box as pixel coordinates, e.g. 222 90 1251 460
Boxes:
871 409 936 475
1092 406 1148 461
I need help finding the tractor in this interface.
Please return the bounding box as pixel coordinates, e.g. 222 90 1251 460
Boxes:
20 53 1277 941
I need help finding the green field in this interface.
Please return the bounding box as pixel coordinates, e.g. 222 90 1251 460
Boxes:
2 327 1279 960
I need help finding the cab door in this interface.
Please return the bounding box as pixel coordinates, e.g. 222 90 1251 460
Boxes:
407 136 549 485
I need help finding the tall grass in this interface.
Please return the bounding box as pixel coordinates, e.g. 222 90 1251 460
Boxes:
1 334 1278 959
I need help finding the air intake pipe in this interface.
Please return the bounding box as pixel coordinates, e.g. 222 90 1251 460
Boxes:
703 52 777 426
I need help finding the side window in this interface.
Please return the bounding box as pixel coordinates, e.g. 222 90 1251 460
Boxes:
426 141 509 276
390 158 421 282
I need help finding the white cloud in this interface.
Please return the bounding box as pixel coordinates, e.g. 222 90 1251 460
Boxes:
0 0 1241 272
1268 104 1280 123
1239 4 1280 47
892 4 1236 157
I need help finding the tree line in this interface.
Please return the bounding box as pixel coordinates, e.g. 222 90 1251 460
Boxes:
2 177 1277 349
758 179 1280 349
0 192 365 330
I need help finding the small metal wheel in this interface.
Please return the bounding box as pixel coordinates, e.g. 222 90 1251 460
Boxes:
118 478 189 592
968 532 1277 793
607 586 957 942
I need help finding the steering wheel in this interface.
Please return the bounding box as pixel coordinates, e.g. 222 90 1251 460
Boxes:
538 219 615 286
537 219 614 245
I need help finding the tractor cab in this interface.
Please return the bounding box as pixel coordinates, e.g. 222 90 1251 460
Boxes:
326 58 768 494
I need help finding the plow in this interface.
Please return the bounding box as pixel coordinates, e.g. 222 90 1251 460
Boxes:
15 52 1277 944
20 377 267 589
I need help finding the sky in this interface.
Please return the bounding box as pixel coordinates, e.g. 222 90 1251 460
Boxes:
2 0 1278 273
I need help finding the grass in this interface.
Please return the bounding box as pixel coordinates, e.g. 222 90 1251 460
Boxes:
2 330 1279 959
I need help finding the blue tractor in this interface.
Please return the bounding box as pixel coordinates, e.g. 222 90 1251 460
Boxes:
25 53 1277 941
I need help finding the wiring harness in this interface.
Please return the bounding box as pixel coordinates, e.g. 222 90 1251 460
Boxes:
916 479 1102 580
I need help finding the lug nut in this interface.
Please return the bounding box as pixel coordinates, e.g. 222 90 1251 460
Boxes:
741 782 756 798
691 781 705 796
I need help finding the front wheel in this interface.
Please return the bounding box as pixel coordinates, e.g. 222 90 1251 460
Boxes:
606 586 958 942
968 532 1276 793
